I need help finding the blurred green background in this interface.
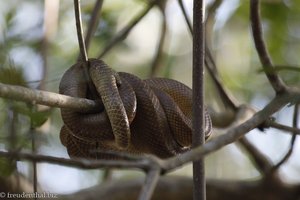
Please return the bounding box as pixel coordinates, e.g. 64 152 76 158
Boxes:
0 0 300 194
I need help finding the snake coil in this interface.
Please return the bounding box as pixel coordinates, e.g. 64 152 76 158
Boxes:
59 59 212 159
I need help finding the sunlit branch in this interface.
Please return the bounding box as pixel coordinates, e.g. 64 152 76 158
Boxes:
0 83 102 112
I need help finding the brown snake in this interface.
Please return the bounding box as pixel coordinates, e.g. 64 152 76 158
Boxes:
59 59 212 159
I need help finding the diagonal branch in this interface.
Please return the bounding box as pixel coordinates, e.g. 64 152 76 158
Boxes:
238 137 273 174
97 1 156 58
250 0 286 93
138 169 161 200
161 90 295 172
84 0 104 51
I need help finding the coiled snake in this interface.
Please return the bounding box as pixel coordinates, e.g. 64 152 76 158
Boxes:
59 59 212 159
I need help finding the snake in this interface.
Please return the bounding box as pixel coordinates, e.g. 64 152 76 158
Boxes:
59 59 212 159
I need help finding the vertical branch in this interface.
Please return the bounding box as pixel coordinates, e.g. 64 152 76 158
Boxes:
74 0 98 98
74 0 88 62
250 0 286 93
192 0 206 200
31 130 37 200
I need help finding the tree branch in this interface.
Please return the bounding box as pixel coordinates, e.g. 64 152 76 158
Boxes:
270 104 299 172
0 151 158 171
0 83 102 112
97 1 156 58
250 0 286 93
138 169 160 200
238 137 273 174
84 0 104 52
161 90 297 172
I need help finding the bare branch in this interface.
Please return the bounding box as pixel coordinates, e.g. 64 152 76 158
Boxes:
250 0 286 93
177 0 192 33
266 121 300 135
74 0 88 62
138 169 160 200
0 83 102 112
161 91 294 172
84 0 104 51
74 0 99 99
177 0 238 111
0 151 157 171
192 1 206 199
97 1 156 58
238 137 273 174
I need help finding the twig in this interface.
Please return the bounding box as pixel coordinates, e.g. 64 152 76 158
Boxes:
149 7 167 77
271 104 299 172
0 83 102 112
97 1 156 58
74 0 99 99
138 169 160 200
84 0 104 51
74 0 88 62
0 151 156 171
177 0 192 33
250 0 286 93
266 121 300 135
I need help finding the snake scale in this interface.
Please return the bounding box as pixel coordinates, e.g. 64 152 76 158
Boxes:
59 59 212 159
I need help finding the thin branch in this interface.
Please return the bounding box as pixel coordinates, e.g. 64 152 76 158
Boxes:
0 151 157 171
74 0 99 99
30 130 38 199
161 91 294 172
250 0 286 93
74 0 88 62
84 0 104 51
177 0 192 33
266 121 300 135
138 169 161 200
97 1 156 58
149 7 167 77
238 137 272 174
177 0 238 111
271 104 299 172
0 83 102 112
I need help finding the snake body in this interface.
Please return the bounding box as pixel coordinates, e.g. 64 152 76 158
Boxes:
59 59 212 159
